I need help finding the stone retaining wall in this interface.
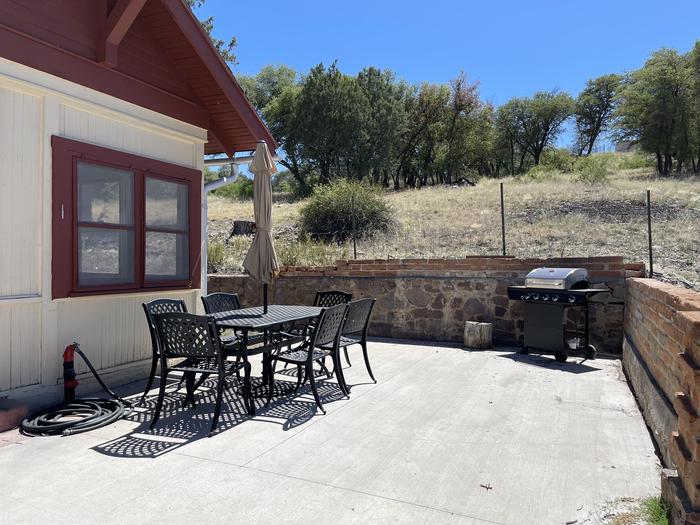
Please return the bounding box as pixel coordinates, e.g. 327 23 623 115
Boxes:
209 256 644 354
623 278 700 522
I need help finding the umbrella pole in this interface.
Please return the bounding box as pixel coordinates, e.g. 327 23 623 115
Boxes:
263 283 268 314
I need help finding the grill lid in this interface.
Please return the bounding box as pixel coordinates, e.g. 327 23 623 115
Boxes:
524 267 589 290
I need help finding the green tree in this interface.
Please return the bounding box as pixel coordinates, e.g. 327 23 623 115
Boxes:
238 65 298 112
185 0 237 64
689 41 700 173
511 91 575 165
356 67 408 186
574 74 621 155
617 48 692 175
294 63 370 183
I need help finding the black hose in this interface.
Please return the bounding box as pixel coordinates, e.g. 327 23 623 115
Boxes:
20 343 132 437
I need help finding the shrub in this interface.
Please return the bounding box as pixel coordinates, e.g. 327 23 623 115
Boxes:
207 242 225 273
541 148 575 173
524 164 560 181
299 179 393 242
212 175 254 200
277 239 349 266
615 152 655 170
574 155 610 183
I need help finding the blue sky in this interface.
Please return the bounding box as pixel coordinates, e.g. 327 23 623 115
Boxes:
195 0 699 107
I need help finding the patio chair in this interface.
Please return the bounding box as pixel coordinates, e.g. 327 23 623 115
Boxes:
142 298 188 402
265 303 349 414
151 312 251 434
201 292 265 348
314 290 353 366
329 298 377 383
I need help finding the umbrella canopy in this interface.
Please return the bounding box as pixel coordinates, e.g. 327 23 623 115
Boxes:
243 141 279 285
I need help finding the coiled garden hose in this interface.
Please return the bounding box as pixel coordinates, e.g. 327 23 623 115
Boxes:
20 343 132 437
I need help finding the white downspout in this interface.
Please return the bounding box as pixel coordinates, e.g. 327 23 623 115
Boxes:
201 163 240 297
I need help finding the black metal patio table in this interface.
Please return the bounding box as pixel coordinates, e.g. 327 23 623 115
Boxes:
211 304 323 414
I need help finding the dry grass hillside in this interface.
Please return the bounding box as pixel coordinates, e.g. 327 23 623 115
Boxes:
207 168 700 289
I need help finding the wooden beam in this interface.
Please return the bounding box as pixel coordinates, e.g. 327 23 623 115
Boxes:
99 0 148 67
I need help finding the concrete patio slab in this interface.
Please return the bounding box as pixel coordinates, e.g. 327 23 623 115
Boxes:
0 340 660 525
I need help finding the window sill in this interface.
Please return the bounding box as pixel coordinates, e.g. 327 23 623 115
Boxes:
59 285 198 301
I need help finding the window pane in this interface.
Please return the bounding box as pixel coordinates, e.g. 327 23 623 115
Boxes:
78 227 134 286
145 232 189 280
146 178 188 230
77 162 133 225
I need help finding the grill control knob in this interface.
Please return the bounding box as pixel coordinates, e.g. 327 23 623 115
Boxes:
551 294 559 302
568 295 576 303
521 293 529 300
542 294 549 301
532 293 540 301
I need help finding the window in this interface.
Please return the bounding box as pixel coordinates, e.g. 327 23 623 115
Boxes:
52 137 201 298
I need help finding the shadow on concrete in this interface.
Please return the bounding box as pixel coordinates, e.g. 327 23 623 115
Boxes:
92 371 347 460
498 352 602 374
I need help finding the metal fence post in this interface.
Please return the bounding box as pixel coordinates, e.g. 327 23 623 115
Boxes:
646 189 653 277
351 194 357 260
500 182 506 256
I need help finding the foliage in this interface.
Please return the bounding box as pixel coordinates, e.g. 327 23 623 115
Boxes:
541 148 575 173
299 180 393 241
639 497 670 525
233 38 700 186
574 155 610 184
277 239 350 267
185 0 237 64
207 242 226 273
213 175 254 200
617 48 693 175
524 164 560 181
238 65 297 111
574 74 622 155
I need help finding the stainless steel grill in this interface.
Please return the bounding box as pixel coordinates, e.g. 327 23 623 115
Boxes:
507 267 604 362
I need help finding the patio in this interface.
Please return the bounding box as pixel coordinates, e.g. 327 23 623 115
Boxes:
0 340 659 524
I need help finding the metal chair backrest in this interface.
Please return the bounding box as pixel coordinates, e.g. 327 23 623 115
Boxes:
313 290 352 308
143 298 187 356
154 312 221 360
201 292 241 314
342 298 375 336
310 303 348 350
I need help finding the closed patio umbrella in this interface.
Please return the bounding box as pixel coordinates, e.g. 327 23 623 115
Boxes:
243 140 279 313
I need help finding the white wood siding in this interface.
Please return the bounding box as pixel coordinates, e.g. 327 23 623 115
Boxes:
0 58 206 397
56 291 197 377
0 301 42 391
0 84 42 298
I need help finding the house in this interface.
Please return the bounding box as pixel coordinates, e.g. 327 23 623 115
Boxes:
0 0 275 404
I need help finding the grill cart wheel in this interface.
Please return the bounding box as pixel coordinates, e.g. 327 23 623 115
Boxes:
555 350 568 363
585 345 597 360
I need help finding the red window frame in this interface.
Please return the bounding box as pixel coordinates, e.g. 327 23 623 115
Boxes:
52 136 201 299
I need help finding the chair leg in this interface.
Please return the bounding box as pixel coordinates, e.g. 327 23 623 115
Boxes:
332 353 350 398
140 356 159 402
183 372 196 409
265 358 276 406
193 372 210 391
295 364 303 392
240 361 253 415
235 356 242 382
343 346 352 367
308 364 325 414
318 357 332 379
243 360 255 416
361 341 376 383
210 377 225 435
150 368 168 429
